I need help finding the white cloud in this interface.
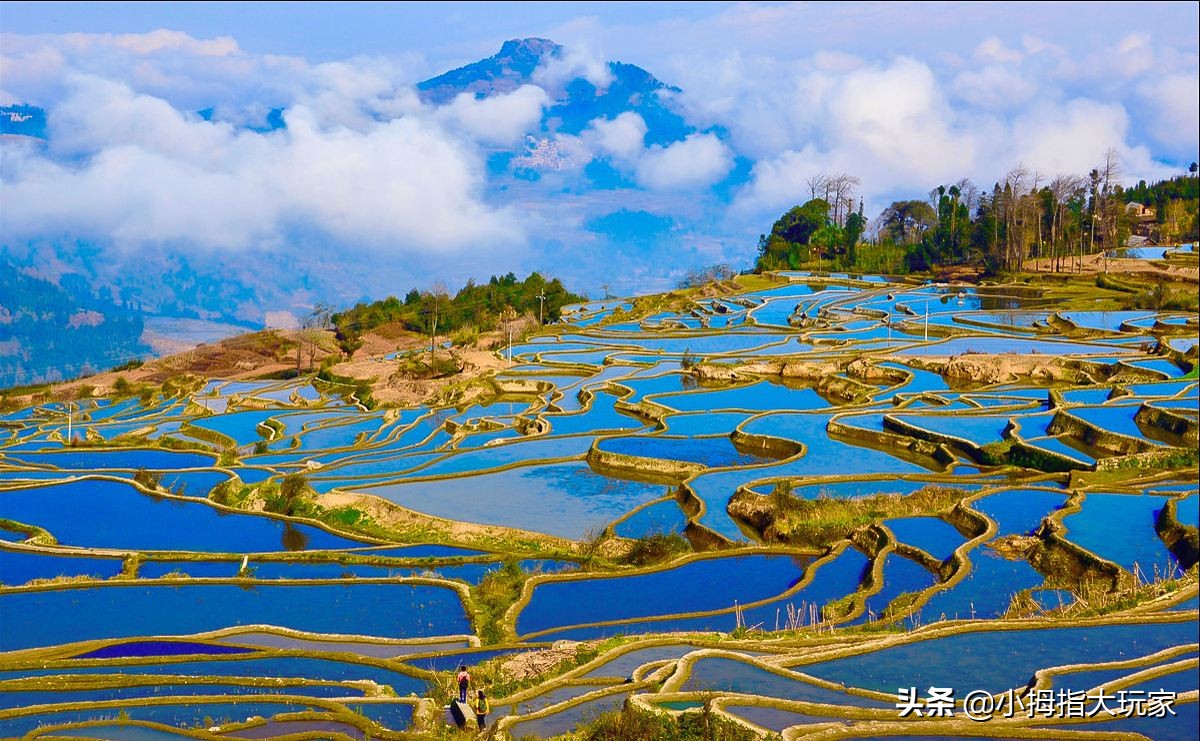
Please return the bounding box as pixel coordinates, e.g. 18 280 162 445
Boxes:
974 36 1023 64
586 111 647 161
290 58 422 131
1136 72 1200 159
1021 34 1064 58
64 28 241 57
1009 98 1174 183
1115 33 1155 77
264 310 299 329
1 76 523 254
811 50 865 73
1009 99 1129 174
46 75 232 159
953 65 1037 110
825 58 978 182
439 84 548 145
635 133 733 191
733 147 826 216
2 15 1196 298
0 29 424 132
532 42 613 90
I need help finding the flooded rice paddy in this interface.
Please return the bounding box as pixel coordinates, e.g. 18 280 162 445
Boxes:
0 274 1196 738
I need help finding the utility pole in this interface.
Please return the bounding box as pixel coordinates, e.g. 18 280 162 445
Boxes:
500 305 517 366
65 401 76 444
536 293 546 326
924 306 929 342
1090 213 1098 273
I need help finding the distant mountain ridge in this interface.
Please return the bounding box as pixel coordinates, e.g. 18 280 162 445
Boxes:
419 37 688 145
418 37 564 104
0 259 149 387
0 37 703 384
2 38 690 144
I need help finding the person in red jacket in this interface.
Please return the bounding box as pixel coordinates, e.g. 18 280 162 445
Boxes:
456 664 471 703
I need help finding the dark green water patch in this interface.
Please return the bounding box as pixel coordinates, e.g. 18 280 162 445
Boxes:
73 640 256 659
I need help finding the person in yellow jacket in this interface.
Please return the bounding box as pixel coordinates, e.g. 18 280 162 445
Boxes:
474 689 490 730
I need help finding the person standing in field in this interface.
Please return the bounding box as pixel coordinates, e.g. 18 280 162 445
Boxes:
456 664 471 703
475 689 490 730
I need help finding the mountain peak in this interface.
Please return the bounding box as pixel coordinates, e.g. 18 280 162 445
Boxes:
417 38 562 104
496 37 562 62
415 37 689 145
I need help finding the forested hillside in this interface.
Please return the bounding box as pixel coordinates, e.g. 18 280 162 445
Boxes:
0 261 149 387
756 155 1199 275
331 272 583 355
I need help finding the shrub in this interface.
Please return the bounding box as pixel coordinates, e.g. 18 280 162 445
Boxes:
450 324 480 348
263 473 314 517
132 468 162 491
208 480 244 507
1094 274 1138 293
623 532 690 566
980 440 1012 466
328 507 366 527
470 558 527 644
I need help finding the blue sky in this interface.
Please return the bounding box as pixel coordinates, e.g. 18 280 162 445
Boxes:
1 2 1197 314
0 2 706 66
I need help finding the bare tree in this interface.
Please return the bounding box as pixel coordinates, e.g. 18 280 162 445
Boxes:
1000 165 1030 270
1025 170 1044 269
804 172 860 225
1098 147 1123 248
296 303 334 372
828 173 860 226
806 173 830 202
955 178 979 217
1048 173 1084 272
426 281 449 357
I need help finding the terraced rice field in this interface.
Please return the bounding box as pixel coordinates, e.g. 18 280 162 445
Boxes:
1 273 1196 739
